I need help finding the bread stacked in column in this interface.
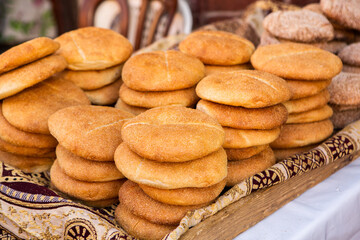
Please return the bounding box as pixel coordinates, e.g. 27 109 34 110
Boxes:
251 43 342 160
195 70 291 186
114 106 227 240
115 50 204 115
56 27 133 106
179 30 255 75
48 105 134 207
0 37 88 173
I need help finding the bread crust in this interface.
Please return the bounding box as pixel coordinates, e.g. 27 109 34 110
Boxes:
122 50 205 91
114 98 148 115
283 89 330 113
196 70 292 108
197 100 287 129
204 64 252 76
179 30 255 65
328 72 360 106
338 43 360 67
225 145 268 161
286 105 333 124
85 78 122 105
114 143 227 189
286 78 331 99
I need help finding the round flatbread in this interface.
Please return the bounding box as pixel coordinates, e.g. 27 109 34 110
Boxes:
283 89 330 114
114 98 148 116
55 27 133 70
0 54 67 100
2 76 90 134
204 64 252 76
273 144 318 161
286 105 333 124
48 105 134 161
286 78 331 99
121 106 225 162
85 78 122 105
115 143 227 189
0 137 55 157
196 70 292 108
225 145 268 161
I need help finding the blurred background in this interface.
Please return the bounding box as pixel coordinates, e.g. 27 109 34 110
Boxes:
0 0 319 52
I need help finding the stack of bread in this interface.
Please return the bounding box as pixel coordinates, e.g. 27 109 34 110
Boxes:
115 50 204 115
195 70 291 186
260 8 346 54
0 37 89 173
48 105 134 207
251 43 342 160
56 27 133 106
179 30 255 75
114 106 227 240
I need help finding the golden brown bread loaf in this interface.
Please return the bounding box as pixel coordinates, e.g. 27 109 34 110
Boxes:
273 144 318 161
179 30 255 65
55 27 133 70
0 37 60 74
121 106 225 162
0 54 67 100
225 145 268 161
48 105 134 161
119 181 207 225
0 149 54 173
286 105 333 124
139 179 226 206
251 43 342 80
122 50 204 91
0 137 55 157
286 79 331 100
84 78 122 105
204 64 252 76
115 204 176 240
2 76 90 134
119 84 199 108
270 120 333 148
223 127 281 149
197 100 287 129
283 89 330 114
60 64 123 90
0 103 57 148
50 160 125 201
56 145 124 182
226 146 275 186
196 70 292 108
114 143 227 189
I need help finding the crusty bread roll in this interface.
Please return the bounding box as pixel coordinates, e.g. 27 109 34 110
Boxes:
120 84 199 108
2 76 90 134
263 10 334 43
48 105 134 161
60 64 123 90
122 50 204 91
225 145 268 161
227 146 275 186
121 106 225 162
0 137 55 157
55 27 133 70
179 30 255 65
286 105 333 124
0 149 54 173
114 98 148 115
223 127 281 149
0 103 57 148
328 72 360 106
0 54 67 100
139 179 226 206
204 64 252 76
56 145 124 182
251 43 342 80
270 120 333 148
197 100 287 130
119 181 207 225
114 143 227 189
283 89 330 114
50 160 125 201
0 37 60 74
85 78 122 105
196 70 292 108
286 79 331 100
115 204 176 240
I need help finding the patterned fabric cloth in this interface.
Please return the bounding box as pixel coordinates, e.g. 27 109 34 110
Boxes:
0 120 360 239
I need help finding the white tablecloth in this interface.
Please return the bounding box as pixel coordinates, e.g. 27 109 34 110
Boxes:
235 156 360 240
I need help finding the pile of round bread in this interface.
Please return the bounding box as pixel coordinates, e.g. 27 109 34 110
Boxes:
48 105 134 207
115 50 204 115
0 37 93 173
56 27 133 105
114 106 227 240
251 42 342 160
